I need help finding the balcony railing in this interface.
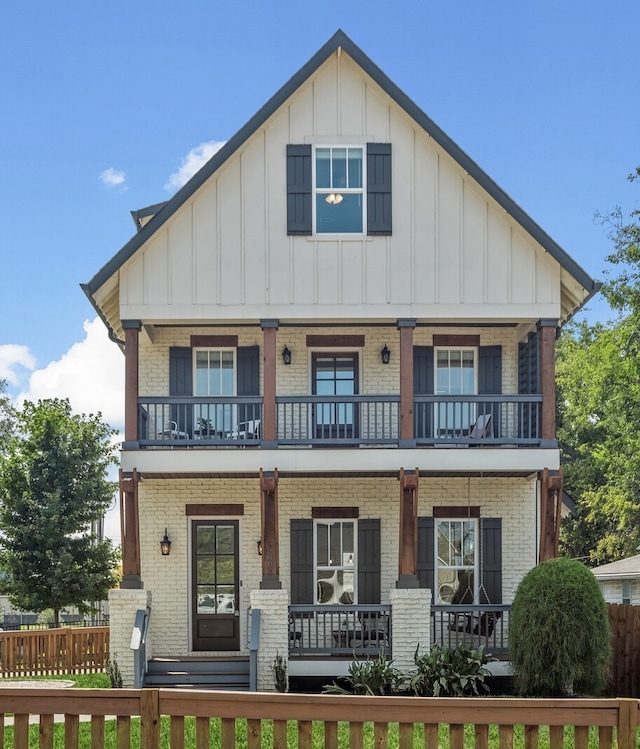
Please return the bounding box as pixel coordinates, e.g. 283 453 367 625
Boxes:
431 604 510 657
289 604 391 657
135 395 543 448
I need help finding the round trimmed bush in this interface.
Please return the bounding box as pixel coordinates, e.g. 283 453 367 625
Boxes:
509 557 611 696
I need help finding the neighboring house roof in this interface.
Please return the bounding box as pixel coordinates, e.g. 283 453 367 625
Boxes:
82 29 600 336
591 554 640 580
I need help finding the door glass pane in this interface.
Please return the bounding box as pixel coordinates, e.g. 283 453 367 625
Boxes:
196 526 216 554
217 525 234 554
197 558 215 585
216 556 234 585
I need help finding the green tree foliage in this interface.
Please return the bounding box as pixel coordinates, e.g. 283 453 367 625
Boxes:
558 167 640 564
0 398 119 626
0 379 16 453
509 557 611 696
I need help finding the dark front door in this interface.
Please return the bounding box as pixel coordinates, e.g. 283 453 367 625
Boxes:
312 353 359 440
192 520 240 651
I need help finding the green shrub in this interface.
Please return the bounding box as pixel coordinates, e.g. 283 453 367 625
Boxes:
323 650 404 695
272 652 287 693
409 643 493 696
509 557 611 696
107 656 123 688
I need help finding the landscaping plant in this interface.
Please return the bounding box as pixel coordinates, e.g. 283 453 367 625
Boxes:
323 650 404 695
409 643 493 697
509 556 611 696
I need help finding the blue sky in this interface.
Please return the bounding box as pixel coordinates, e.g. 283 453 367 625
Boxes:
1 1 639 538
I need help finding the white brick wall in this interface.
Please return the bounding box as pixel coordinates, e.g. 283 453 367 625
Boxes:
133 474 537 657
390 588 432 674
250 588 289 691
108 588 151 687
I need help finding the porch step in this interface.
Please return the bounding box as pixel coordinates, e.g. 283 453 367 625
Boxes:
144 656 250 691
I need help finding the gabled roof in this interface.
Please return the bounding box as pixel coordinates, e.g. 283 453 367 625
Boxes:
83 29 599 304
591 554 640 579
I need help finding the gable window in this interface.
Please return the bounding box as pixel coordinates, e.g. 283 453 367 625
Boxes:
435 347 477 436
314 147 364 234
436 518 478 604
194 348 236 436
315 520 356 604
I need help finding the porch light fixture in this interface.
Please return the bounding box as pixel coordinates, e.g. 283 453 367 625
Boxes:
325 193 343 205
381 344 391 364
281 346 292 365
257 539 263 556
160 528 172 556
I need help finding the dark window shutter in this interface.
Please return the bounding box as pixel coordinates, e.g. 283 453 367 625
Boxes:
169 347 193 436
237 345 260 424
480 518 502 604
518 333 539 439
366 143 392 235
358 519 381 604
287 144 312 235
290 519 314 604
478 345 502 437
417 517 435 592
414 346 434 439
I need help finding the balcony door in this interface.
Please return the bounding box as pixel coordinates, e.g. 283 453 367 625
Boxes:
312 353 359 440
194 349 236 437
192 520 240 651
435 348 476 437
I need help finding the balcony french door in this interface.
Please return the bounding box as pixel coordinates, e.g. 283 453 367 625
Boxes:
312 353 359 440
435 348 476 437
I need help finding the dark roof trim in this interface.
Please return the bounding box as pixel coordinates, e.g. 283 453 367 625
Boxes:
84 29 598 297
131 201 169 231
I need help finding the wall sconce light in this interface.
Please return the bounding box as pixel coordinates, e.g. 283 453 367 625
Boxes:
160 528 172 556
282 346 292 365
257 539 263 556
381 344 391 364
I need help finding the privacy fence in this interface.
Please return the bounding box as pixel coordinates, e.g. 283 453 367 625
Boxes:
607 603 640 698
0 690 637 749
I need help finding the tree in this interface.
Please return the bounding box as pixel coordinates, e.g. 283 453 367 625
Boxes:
0 379 16 453
0 398 119 626
558 167 640 563
509 557 611 696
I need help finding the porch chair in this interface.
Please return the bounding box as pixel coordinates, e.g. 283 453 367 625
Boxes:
157 418 189 440
226 419 261 441
469 413 492 439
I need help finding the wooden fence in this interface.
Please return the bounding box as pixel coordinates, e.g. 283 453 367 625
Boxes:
0 627 109 677
0 689 637 749
607 603 640 698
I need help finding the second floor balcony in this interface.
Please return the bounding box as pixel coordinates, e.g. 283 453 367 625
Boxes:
135 393 543 449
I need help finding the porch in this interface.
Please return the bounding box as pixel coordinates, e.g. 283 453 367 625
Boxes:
133 394 543 449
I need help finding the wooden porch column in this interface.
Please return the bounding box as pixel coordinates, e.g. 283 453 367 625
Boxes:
538 468 564 562
122 320 141 445
120 468 142 588
260 468 281 589
539 319 558 446
398 319 416 447
397 467 419 588
261 320 278 447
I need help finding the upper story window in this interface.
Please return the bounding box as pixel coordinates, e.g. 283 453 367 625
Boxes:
194 348 236 436
314 147 364 234
435 347 477 436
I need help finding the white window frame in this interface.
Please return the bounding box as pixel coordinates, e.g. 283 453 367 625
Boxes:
312 145 366 236
435 518 479 604
193 347 237 436
434 346 478 437
622 579 632 605
314 519 357 605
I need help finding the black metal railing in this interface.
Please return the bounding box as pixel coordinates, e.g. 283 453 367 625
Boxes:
134 394 543 448
289 604 391 657
431 604 510 656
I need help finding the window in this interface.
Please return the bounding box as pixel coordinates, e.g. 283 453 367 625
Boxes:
436 518 478 604
315 520 356 604
622 580 631 605
314 146 364 234
312 352 359 439
435 347 477 435
194 348 236 436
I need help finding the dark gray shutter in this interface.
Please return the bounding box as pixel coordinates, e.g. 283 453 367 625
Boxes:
414 346 434 439
366 143 392 235
480 518 502 604
478 345 502 437
237 345 260 425
290 519 314 604
417 517 435 592
169 347 193 436
518 332 539 440
358 519 381 604
287 144 312 235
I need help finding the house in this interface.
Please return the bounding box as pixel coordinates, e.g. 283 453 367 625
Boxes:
82 30 599 690
592 555 640 605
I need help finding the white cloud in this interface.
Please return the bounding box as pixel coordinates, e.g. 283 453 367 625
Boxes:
16 317 124 431
0 344 36 386
165 140 226 191
99 167 127 190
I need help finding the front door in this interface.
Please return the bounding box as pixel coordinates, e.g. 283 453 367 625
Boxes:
192 520 240 651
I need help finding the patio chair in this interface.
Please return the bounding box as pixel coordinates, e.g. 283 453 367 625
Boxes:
469 413 492 439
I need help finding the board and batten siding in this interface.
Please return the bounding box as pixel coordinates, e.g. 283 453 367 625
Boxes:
119 52 561 323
